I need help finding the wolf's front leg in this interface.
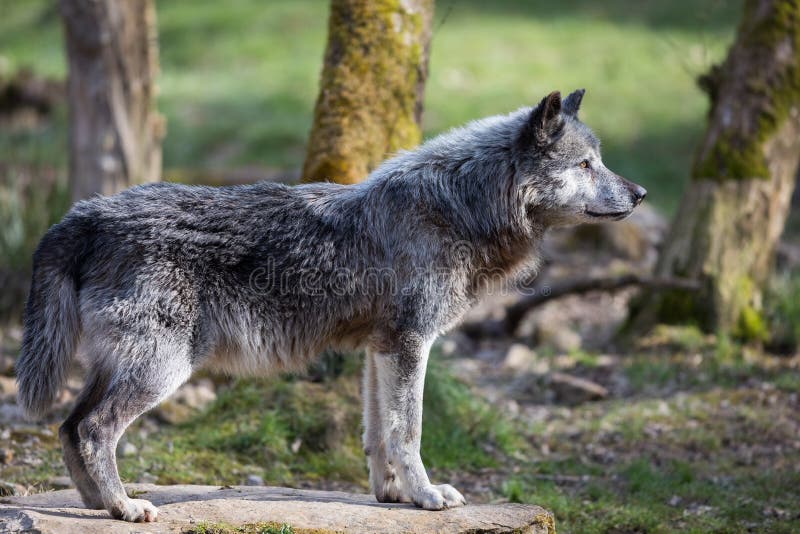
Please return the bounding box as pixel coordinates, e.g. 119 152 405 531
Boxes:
372 338 466 510
363 350 407 502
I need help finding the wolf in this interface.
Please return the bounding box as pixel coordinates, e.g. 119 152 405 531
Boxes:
15 89 645 522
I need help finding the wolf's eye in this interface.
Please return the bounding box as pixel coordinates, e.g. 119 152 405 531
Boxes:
579 160 590 169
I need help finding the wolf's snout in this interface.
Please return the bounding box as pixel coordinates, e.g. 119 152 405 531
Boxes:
631 184 647 206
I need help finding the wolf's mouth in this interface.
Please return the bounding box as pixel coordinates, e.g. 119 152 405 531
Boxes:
584 209 632 220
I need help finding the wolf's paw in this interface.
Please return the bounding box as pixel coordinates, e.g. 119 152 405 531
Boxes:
435 484 467 508
412 485 446 510
110 498 159 522
410 484 467 510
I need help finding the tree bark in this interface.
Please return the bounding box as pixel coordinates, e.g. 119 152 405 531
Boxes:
634 0 800 338
302 0 434 185
60 0 165 202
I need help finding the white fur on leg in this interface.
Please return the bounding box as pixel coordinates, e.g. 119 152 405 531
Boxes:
363 351 407 502
372 340 467 510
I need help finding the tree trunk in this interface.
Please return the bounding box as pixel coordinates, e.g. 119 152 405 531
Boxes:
635 0 800 338
302 0 434 185
60 0 165 202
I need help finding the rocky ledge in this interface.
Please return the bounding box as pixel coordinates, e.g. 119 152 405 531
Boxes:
0 484 555 533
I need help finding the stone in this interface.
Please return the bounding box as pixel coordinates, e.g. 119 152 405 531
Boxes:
116 440 137 458
49 476 74 489
0 355 15 376
537 323 582 353
502 343 537 371
0 484 555 533
137 473 158 484
244 474 264 486
151 399 193 425
548 372 609 405
0 375 16 397
179 379 217 410
0 404 24 424
151 380 217 424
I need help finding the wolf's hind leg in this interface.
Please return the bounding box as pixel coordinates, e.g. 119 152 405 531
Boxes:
59 370 110 509
78 340 192 522
373 337 466 510
363 350 407 503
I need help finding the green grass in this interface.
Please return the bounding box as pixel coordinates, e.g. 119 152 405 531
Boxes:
6 3 795 532
187 521 314 534
504 441 800 533
114 351 521 488
3 332 799 532
0 0 742 319
504 382 800 533
508 329 800 533
0 0 740 214
422 356 524 468
2 351 522 491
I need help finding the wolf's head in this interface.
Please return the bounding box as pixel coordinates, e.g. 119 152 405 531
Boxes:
514 90 646 226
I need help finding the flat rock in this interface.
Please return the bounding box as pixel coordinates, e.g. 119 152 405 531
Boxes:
0 484 555 533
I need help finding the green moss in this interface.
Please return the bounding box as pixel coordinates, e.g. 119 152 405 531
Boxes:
302 0 432 184
186 521 333 534
734 305 769 342
693 0 800 181
650 289 713 330
533 511 557 534
724 275 768 342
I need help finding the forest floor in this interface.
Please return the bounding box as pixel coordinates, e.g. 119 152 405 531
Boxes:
2 324 799 534
2 2 799 533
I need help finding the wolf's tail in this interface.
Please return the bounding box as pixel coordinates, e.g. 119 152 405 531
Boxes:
16 217 89 420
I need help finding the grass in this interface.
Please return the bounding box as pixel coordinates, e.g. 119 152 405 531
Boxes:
187 521 299 534
499 332 800 533
1 351 523 497
113 351 521 488
0 0 742 320
0 0 740 213
5 2 797 531
2 330 799 532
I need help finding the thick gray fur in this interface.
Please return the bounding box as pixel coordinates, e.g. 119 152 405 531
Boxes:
16 89 646 521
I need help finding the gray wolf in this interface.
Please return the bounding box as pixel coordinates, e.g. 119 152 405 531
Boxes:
16 89 646 522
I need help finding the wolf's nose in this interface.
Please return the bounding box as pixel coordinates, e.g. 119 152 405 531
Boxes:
632 185 647 206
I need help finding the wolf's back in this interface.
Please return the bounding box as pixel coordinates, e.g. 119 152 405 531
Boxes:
15 211 93 420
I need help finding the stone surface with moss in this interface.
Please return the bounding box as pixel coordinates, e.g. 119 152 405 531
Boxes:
0 484 555 533
301 0 433 185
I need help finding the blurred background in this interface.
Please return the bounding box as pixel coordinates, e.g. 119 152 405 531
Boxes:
1 1 799 532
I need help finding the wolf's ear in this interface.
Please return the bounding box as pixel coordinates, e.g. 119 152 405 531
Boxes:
520 91 564 149
533 91 562 130
562 88 585 117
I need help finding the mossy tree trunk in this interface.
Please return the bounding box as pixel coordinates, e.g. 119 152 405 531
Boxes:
60 0 165 202
302 0 434 185
637 0 800 338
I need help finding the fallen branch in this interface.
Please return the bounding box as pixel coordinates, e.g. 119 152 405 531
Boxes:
460 274 701 339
